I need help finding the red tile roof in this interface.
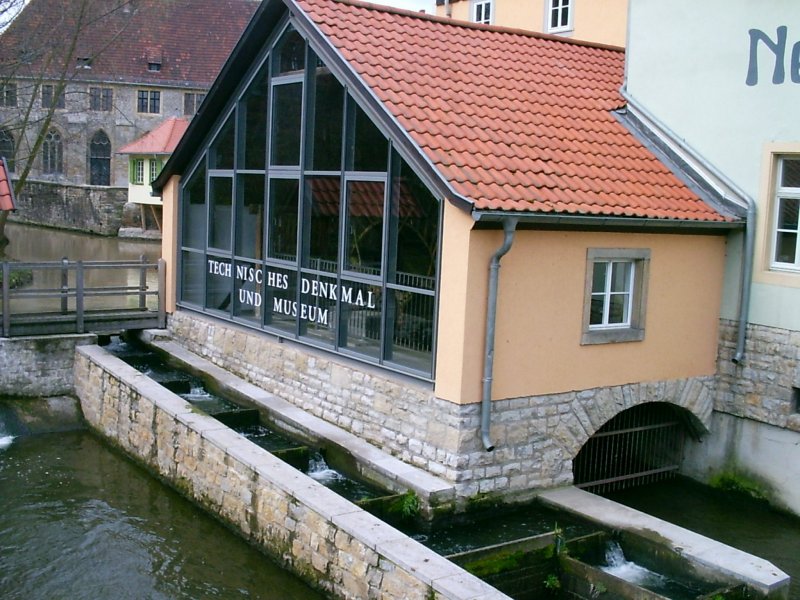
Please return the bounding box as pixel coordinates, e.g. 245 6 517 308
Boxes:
297 0 731 222
0 158 16 212
0 0 258 88
118 117 190 155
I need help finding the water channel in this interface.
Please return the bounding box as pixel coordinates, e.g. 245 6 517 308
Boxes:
2 223 800 599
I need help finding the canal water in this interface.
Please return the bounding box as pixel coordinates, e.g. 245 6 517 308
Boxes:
0 423 325 600
608 477 800 600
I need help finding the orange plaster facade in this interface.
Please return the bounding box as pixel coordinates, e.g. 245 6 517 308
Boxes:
434 205 726 405
161 175 181 313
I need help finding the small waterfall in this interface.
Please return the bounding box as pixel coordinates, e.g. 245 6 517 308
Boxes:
601 541 666 587
0 415 14 451
306 452 344 485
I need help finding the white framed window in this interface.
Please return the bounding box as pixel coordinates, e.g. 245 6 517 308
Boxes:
582 248 650 345
771 157 800 271
149 158 162 183
133 159 145 185
472 0 492 24
547 0 573 34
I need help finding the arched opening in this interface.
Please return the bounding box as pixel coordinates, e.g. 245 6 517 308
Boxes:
0 128 14 172
42 129 63 175
573 402 699 495
89 130 111 185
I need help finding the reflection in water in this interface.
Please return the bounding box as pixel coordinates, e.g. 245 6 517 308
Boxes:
0 428 323 600
2 223 163 314
4 222 160 263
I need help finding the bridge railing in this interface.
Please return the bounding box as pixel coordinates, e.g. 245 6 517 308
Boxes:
0 256 166 336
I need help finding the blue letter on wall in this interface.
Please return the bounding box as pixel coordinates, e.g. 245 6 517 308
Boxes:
746 26 787 86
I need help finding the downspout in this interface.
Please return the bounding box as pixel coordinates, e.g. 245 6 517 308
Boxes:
733 200 755 363
481 217 518 451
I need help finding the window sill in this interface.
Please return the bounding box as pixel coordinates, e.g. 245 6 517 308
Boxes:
581 327 645 346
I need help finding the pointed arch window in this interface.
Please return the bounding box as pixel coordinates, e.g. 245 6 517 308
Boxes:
0 128 14 172
89 130 111 186
42 129 63 175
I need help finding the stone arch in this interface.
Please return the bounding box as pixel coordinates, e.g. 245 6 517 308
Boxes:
551 377 714 466
0 128 14 171
42 128 63 175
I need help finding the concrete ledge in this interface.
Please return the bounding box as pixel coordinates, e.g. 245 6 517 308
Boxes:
143 335 456 511
538 486 790 598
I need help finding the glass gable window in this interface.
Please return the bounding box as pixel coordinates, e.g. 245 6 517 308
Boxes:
177 24 441 378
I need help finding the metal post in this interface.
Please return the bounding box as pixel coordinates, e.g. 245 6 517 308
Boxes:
76 261 84 333
139 254 147 310
2 261 9 336
61 256 69 314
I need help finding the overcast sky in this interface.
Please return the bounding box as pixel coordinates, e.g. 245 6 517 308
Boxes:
378 0 436 14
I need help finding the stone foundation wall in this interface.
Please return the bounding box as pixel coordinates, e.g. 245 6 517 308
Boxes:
11 179 127 235
74 344 508 600
716 319 800 432
0 333 96 396
169 311 716 502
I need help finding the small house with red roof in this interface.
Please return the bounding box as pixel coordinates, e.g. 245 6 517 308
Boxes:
118 117 188 234
153 0 745 504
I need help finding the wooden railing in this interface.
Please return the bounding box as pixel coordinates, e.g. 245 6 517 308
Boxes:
0 256 165 337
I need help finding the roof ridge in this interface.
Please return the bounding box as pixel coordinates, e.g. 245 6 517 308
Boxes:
311 0 625 52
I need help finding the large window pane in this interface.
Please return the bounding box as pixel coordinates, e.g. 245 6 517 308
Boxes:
299 272 336 346
209 177 233 250
345 180 384 276
233 260 263 324
271 83 302 166
274 29 305 75
240 63 269 170
305 176 340 272
350 104 388 172
206 256 232 312
782 159 800 188
308 55 344 171
182 164 206 249
210 115 235 170
180 250 205 305
268 178 299 261
235 174 265 258
264 266 297 335
390 157 438 289
338 279 381 360
386 289 434 372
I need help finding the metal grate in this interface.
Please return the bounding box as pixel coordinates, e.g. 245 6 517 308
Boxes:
573 402 687 494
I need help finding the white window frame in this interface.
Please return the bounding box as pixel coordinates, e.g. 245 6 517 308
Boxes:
582 248 650 345
547 0 573 34
149 158 161 183
134 159 145 185
472 0 492 25
771 156 800 272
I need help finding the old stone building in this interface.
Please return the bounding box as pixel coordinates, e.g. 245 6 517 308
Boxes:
0 0 258 235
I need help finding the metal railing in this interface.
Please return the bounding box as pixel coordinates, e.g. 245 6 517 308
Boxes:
0 256 166 336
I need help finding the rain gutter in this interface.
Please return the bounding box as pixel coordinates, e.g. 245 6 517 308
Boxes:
619 90 756 364
480 216 518 451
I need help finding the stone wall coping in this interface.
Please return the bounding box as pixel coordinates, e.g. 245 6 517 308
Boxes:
538 486 790 596
77 344 510 600
148 338 456 503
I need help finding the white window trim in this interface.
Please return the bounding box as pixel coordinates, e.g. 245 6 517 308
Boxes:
134 159 145 185
546 0 574 34
581 248 650 345
770 156 800 273
472 0 493 25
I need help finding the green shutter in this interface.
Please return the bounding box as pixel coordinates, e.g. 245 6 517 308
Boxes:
129 158 135 183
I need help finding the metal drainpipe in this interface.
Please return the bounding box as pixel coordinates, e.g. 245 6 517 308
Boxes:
733 200 756 363
481 217 518 451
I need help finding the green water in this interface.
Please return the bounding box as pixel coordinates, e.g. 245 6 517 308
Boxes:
0 430 325 600
608 477 800 600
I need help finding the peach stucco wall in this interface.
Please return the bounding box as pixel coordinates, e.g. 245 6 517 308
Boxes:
434 214 726 404
436 0 627 47
160 174 180 313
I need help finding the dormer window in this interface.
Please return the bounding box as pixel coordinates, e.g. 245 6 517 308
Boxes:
146 47 163 73
147 61 161 72
76 57 92 69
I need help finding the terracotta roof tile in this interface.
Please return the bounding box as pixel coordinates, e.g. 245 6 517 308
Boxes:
0 158 16 212
118 118 190 155
297 0 728 222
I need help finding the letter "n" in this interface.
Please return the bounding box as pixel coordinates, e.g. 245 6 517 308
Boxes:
746 26 787 86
